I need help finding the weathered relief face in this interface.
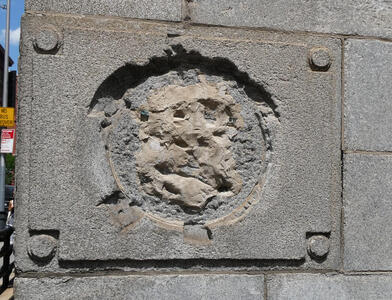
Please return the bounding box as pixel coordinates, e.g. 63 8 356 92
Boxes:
135 79 244 209
91 68 272 227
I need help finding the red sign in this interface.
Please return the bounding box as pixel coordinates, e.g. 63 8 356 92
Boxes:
1 129 15 154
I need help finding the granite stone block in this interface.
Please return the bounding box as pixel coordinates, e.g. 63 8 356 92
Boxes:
15 0 392 298
15 274 264 300
344 39 392 151
25 0 183 22
189 0 392 39
16 14 341 273
343 154 392 271
267 274 392 300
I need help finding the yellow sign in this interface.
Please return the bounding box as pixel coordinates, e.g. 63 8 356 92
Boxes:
0 107 14 127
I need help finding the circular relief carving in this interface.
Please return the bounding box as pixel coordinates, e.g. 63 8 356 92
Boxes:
33 25 62 54
89 52 277 230
28 234 57 263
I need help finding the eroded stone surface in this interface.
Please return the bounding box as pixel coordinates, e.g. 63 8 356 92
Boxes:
136 79 244 209
93 69 270 224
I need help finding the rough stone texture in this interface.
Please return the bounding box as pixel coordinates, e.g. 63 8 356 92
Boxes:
33 26 62 53
343 154 392 271
27 235 57 262
119 79 244 210
309 48 332 71
15 274 264 300
15 14 341 273
307 235 330 260
267 274 392 300
17 0 392 298
25 0 183 22
189 0 392 39
344 39 392 151
97 70 267 222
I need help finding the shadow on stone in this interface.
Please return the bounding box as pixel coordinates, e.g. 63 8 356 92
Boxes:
89 44 279 118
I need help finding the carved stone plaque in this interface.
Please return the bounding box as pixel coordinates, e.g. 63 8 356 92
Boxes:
17 15 341 271
89 61 275 237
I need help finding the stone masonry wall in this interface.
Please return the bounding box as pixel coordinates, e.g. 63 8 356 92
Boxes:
14 1 392 299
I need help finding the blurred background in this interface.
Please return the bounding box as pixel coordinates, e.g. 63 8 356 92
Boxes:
1 0 23 72
0 1 23 298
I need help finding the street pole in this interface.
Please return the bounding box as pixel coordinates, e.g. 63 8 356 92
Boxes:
0 0 11 229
